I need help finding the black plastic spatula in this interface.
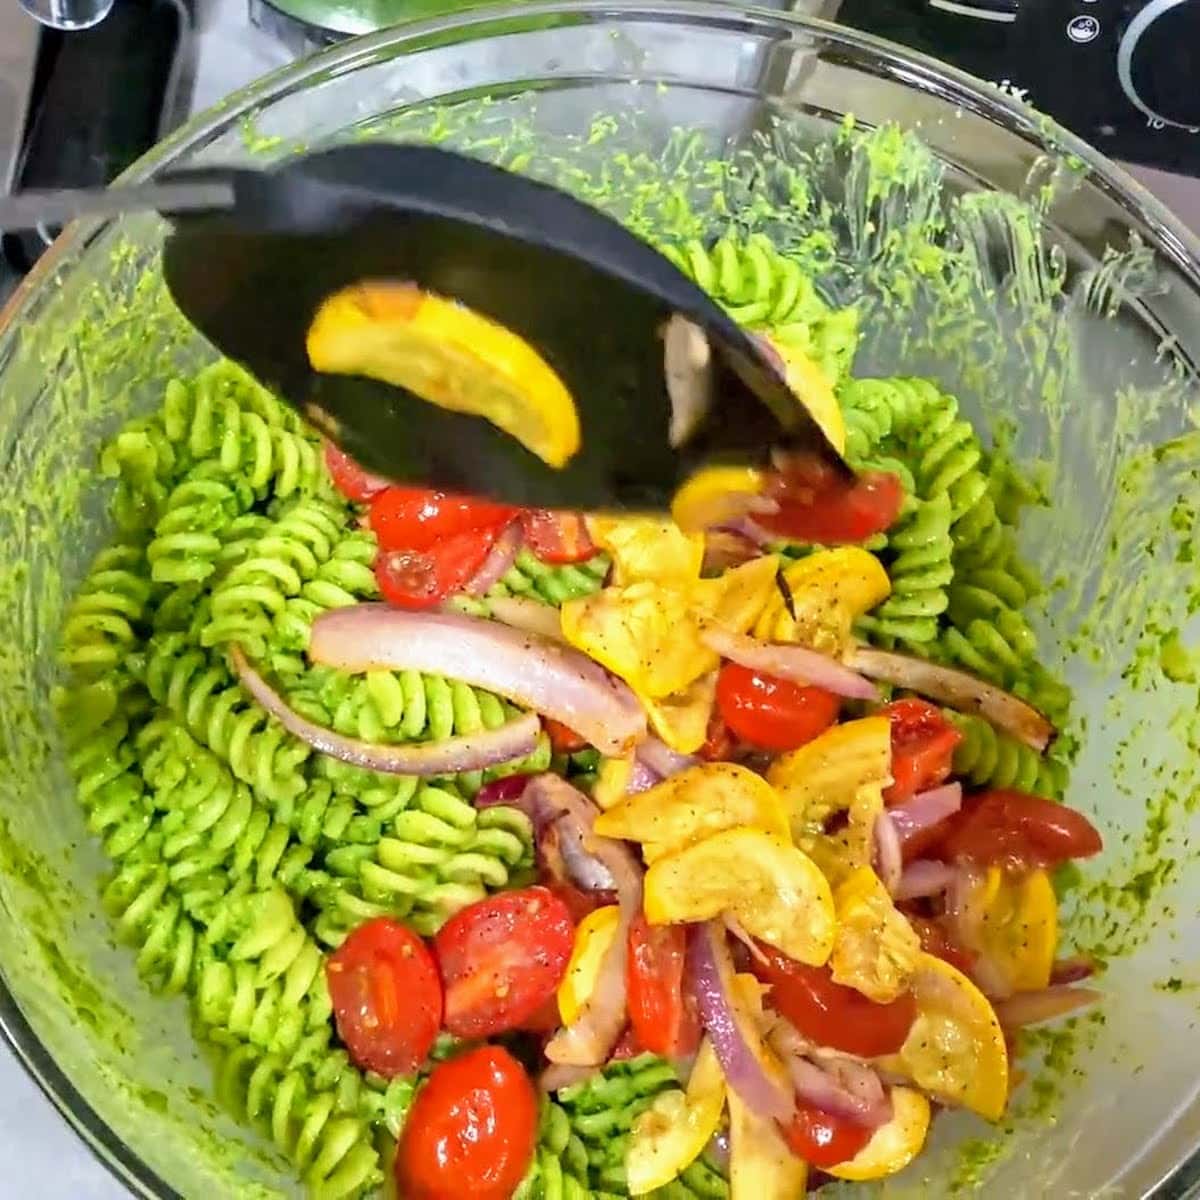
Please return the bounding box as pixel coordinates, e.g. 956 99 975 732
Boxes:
3 143 850 510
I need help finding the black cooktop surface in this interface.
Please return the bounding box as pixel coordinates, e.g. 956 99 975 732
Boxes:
837 0 1200 175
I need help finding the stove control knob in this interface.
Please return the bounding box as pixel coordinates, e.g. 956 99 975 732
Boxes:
1117 0 1200 129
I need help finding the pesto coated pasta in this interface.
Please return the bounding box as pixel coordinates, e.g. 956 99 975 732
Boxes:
56 227 1081 1200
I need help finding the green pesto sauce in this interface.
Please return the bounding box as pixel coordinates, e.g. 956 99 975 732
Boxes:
0 82 1197 1199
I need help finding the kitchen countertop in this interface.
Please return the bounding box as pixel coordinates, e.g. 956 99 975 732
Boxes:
3 2 1200 1195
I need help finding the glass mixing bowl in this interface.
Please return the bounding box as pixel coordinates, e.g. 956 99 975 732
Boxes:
2 3 1200 1197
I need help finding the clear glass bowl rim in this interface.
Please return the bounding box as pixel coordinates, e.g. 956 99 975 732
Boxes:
3 2 1200 1196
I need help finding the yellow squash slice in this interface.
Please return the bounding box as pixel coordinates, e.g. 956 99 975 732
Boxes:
768 717 892 881
766 336 847 456
965 867 1058 994
557 905 621 1025
885 952 1009 1122
643 827 835 965
587 516 705 586
670 465 767 534
827 1087 931 1182
625 1038 726 1195
560 556 781 702
306 281 580 468
641 670 718 756
829 866 921 1004
753 547 890 655
727 1074 807 1200
595 762 791 863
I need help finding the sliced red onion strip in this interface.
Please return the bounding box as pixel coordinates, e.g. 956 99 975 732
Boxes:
540 1063 596 1092
487 594 566 643
767 1020 891 1128
552 815 619 892
893 859 958 901
888 783 963 851
700 626 878 701
636 736 696 780
702 529 762 575
230 646 540 775
464 520 522 595
874 811 904 896
539 776 644 1067
625 758 661 795
688 922 794 1121
309 604 646 756
1050 955 1098 986
847 645 1054 752
479 772 619 892
992 986 1102 1029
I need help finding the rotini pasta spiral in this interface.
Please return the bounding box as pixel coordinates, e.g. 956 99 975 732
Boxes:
314 785 534 943
60 544 153 675
202 497 351 657
197 890 333 1057
138 719 326 920
272 529 380 655
857 491 953 650
945 710 1067 798
488 549 610 607
214 1040 382 1200
146 462 257 586
143 633 310 803
513 1096 592 1200
553 1056 727 1197
100 418 181 533
663 234 859 385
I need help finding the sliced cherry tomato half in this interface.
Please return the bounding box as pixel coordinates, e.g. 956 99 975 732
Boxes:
756 453 904 545
907 915 977 975
882 698 962 806
521 509 597 564
323 441 391 502
434 886 575 1039
750 942 916 1059
370 486 516 553
716 662 840 753
779 1099 874 1169
396 1045 538 1200
325 917 442 1078
543 717 589 755
935 788 1103 869
375 526 501 609
626 913 702 1059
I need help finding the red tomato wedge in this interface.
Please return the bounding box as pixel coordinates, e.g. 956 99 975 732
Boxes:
750 943 916 1059
882 698 962 805
434 886 575 1038
626 914 702 1059
521 509 597 564
756 453 904 545
935 788 1103 869
396 1046 538 1200
716 662 840 753
543 717 589 755
325 918 442 1078
374 529 502 610
780 1099 874 1169
370 486 516 553
323 441 391 502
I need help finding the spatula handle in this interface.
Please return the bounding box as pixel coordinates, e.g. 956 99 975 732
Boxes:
0 176 237 232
